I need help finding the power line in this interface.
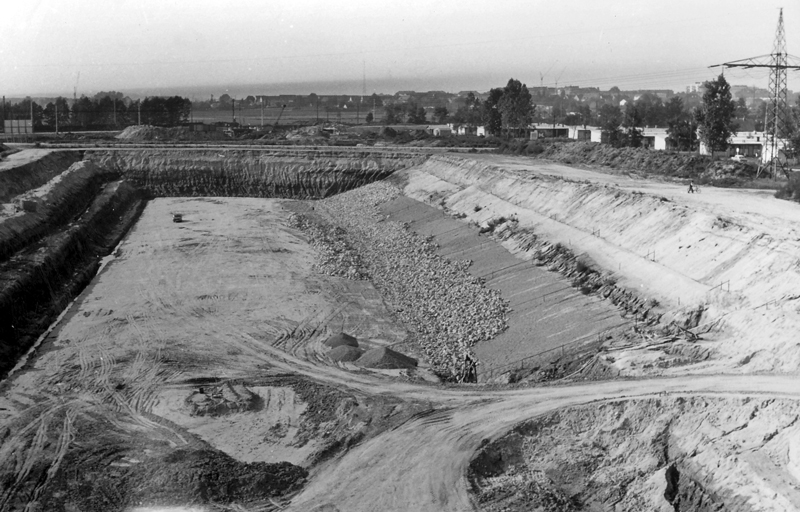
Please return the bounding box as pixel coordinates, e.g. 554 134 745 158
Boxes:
710 8 800 178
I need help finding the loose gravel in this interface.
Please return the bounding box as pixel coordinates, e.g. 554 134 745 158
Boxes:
313 181 508 380
288 213 369 280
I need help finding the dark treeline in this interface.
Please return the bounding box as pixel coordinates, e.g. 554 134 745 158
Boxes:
1 93 191 131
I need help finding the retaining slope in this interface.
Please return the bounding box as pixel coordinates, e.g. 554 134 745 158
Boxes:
87 149 427 198
0 160 118 261
400 154 800 373
0 178 145 379
0 150 84 202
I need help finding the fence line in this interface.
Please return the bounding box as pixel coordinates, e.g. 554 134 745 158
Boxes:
479 336 594 382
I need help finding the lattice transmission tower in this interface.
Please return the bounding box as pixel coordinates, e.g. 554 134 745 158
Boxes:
711 8 800 178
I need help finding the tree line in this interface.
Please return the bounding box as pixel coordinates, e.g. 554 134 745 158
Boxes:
2 93 192 131
383 78 536 137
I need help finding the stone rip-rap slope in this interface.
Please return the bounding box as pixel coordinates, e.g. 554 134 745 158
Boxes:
87 149 427 198
400 154 800 374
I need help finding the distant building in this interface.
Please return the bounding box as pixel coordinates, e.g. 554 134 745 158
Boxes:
426 124 452 136
641 127 670 150
686 82 705 94
529 123 571 139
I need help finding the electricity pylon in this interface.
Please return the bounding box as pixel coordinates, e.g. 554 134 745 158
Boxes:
710 8 800 178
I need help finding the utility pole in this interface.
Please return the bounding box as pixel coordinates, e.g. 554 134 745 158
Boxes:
138 102 141 125
710 8 800 178
232 98 236 123
55 102 58 135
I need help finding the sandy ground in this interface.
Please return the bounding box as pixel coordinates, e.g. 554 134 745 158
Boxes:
0 149 54 172
4 151 800 511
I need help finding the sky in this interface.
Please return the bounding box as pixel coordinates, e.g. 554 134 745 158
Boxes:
2 0 799 99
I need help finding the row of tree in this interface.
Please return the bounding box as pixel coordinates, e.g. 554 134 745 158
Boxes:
382 78 536 136
376 74 748 154
2 94 192 130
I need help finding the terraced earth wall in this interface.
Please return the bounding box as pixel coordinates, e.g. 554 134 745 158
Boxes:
87 148 427 198
0 149 428 379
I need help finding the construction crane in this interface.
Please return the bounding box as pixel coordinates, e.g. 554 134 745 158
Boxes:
274 104 287 127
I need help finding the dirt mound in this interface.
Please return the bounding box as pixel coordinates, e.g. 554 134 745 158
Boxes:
323 332 359 348
184 382 261 416
39 444 307 511
329 345 364 362
285 125 328 141
116 124 224 141
357 347 417 369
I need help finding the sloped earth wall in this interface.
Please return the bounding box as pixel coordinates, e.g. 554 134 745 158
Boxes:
470 396 800 512
0 150 83 203
400 154 800 374
87 148 427 198
0 175 145 378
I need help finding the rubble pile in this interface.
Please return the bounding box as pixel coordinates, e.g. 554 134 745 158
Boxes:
317 181 508 379
288 213 368 280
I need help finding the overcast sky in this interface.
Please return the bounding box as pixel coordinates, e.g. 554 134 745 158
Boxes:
2 0 798 97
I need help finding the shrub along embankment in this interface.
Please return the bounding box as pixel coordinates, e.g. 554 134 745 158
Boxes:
0 150 84 202
400 154 800 373
87 148 428 198
502 141 757 185
0 175 145 379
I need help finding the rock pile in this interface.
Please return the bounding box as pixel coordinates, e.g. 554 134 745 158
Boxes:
185 382 260 416
288 214 369 280
316 181 508 379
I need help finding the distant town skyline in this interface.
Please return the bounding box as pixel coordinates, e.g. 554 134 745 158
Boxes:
2 1 798 98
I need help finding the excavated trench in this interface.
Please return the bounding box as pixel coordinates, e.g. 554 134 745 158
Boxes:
0 149 427 379
1 148 790 510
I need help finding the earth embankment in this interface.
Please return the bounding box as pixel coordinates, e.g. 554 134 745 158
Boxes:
0 161 144 379
400 154 800 373
0 150 84 203
87 148 427 198
470 396 800 511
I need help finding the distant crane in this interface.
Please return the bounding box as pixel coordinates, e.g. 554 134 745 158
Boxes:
539 61 557 94
73 71 80 102
274 104 287 128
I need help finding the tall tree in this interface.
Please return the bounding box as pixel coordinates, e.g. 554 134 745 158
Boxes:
622 103 643 147
481 88 504 136
665 96 695 151
497 78 534 137
433 106 449 124
598 104 623 147
695 74 736 154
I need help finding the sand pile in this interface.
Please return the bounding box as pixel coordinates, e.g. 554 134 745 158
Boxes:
324 332 359 348
357 347 417 369
329 345 364 362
